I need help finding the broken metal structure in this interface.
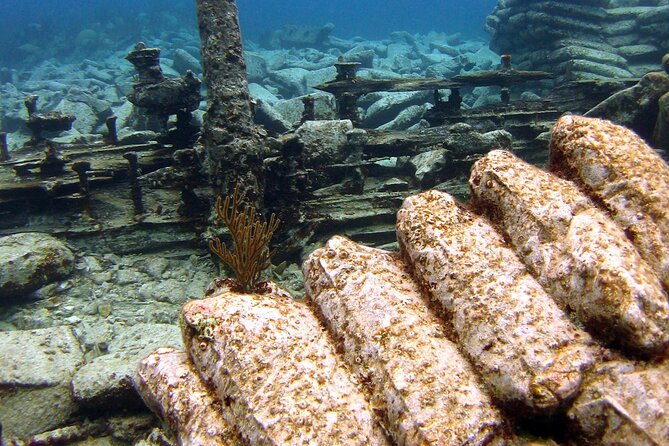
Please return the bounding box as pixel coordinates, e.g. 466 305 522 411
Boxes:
316 54 555 125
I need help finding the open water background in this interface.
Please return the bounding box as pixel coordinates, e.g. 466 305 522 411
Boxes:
0 0 497 66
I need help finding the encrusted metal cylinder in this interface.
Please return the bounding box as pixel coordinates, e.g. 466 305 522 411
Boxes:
501 54 512 70
337 93 359 125
500 87 510 104
72 161 91 196
335 61 361 81
470 150 669 357
396 190 601 416
123 152 144 215
0 132 9 162
24 95 38 115
301 96 315 123
550 115 669 290
105 116 118 146
304 236 508 445
181 285 391 445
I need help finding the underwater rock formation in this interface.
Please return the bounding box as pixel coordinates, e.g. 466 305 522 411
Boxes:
584 70 669 140
0 327 84 438
268 23 336 50
486 0 669 81
0 232 74 300
132 115 669 445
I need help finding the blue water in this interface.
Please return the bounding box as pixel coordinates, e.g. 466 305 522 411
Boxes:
237 0 498 40
0 0 496 66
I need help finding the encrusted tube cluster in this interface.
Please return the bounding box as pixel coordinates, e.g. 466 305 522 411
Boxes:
470 149 669 357
135 347 240 445
550 115 669 289
304 236 507 445
396 190 601 415
180 286 391 446
134 114 669 445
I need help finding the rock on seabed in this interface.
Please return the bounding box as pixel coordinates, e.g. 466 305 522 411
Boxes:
0 232 75 300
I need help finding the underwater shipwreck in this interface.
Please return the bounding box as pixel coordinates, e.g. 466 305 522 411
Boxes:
2 0 669 445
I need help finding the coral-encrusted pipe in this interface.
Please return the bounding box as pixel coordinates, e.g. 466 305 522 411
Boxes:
181 285 390 446
135 347 241 446
470 150 669 357
396 190 601 416
304 235 508 446
550 115 669 290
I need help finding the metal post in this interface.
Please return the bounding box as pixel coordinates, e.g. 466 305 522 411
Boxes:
0 132 9 162
72 161 91 196
105 115 118 146
123 152 144 215
301 96 315 123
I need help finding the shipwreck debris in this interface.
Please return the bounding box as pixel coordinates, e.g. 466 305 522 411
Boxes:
71 161 91 197
196 0 265 208
0 132 9 162
24 95 75 145
104 115 119 146
123 152 144 216
316 55 555 125
125 42 201 138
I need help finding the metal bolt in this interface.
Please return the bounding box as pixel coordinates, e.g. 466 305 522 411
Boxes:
0 132 9 162
72 161 91 196
105 115 118 146
123 152 144 215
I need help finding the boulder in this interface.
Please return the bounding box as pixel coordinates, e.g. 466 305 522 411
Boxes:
304 66 337 90
268 67 309 97
343 47 375 68
409 148 449 187
245 52 269 83
0 232 74 300
295 119 354 168
70 323 182 410
248 82 280 106
377 103 430 131
269 23 335 49
0 326 84 438
273 93 337 126
172 48 201 74
444 124 512 156
253 100 292 134
54 99 96 134
362 91 431 128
